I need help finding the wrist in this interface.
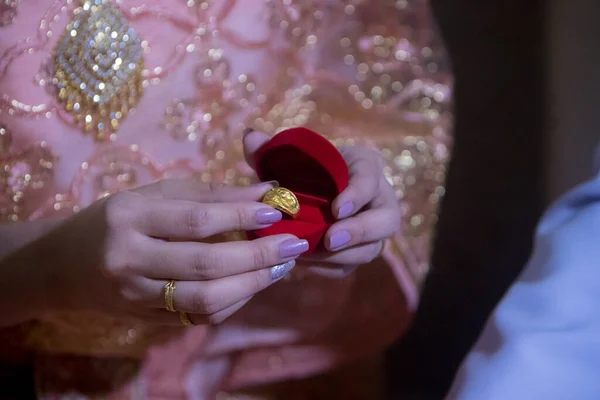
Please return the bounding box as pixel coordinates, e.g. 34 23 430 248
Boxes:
0 237 62 326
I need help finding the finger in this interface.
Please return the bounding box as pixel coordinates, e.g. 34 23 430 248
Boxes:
324 203 400 251
303 241 384 265
242 130 271 169
135 235 308 280
305 264 360 279
134 179 277 202
131 197 283 239
136 296 254 326
332 148 383 219
143 260 295 314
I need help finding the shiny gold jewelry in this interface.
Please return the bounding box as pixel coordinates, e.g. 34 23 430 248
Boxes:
53 0 144 141
163 280 177 312
261 187 300 217
180 311 194 327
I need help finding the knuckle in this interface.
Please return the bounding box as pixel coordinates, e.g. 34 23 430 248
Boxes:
185 206 211 238
358 224 372 244
251 243 273 270
103 239 134 278
190 290 220 314
202 299 222 315
104 192 137 228
233 206 252 229
189 290 209 314
191 248 221 279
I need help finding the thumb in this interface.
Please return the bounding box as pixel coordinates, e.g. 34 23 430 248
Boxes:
243 129 271 169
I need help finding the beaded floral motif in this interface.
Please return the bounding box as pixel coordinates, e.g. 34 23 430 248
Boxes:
53 0 144 140
164 50 257 155
0 125 56 222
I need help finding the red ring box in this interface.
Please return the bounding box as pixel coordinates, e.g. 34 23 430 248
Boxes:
247 127 350 253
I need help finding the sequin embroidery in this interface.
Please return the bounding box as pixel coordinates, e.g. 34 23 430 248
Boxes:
0 125 56 222
53 0 144 140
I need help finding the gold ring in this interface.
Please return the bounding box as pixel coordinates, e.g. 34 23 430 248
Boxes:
261 187 300 217
164 280 177 312
180 311 194 327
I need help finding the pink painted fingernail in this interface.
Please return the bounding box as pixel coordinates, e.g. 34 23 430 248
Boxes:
279 239 309 258
337 201 355 219
329 230 351 250
256 208 282 224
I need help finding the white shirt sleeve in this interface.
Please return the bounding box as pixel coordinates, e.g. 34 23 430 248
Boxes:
448 170 600 400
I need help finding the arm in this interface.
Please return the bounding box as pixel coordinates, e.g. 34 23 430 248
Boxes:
0 233 58 326
0 217 65 258
0 218 70 326
448 169 600 399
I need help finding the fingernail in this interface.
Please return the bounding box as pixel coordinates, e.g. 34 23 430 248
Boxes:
243 127 254 137
329 230 351 250
263 180 279 187
270 260 296 281
256 208 282 224
253 180 279 188
337 201 355 219
279 239 309 258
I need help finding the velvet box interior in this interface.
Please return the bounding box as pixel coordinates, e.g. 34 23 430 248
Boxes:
247 127 349 253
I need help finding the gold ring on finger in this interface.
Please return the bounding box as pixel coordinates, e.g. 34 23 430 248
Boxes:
164 280 177 312
180 311 194 327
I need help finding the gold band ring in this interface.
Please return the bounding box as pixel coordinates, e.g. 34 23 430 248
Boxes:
180 311 194 327
261 187 300 217
164 280 177 312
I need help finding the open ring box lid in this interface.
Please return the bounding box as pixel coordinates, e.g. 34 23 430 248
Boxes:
247 127 349 253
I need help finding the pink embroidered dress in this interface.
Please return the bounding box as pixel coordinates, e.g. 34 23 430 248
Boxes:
0 0 451 397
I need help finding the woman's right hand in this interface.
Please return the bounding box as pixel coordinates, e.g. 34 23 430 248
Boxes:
15 180 307 326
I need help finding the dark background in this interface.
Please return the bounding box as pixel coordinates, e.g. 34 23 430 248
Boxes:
386 0 600 398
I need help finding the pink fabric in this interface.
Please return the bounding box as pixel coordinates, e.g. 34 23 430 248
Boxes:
0 0 452 397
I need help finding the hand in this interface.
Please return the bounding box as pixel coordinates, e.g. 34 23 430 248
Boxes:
19 180 308 326
243 130 400 274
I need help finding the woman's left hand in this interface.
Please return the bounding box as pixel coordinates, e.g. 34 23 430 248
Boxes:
243 130 401 273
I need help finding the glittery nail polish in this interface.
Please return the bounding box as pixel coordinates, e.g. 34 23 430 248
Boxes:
270 260 296 281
